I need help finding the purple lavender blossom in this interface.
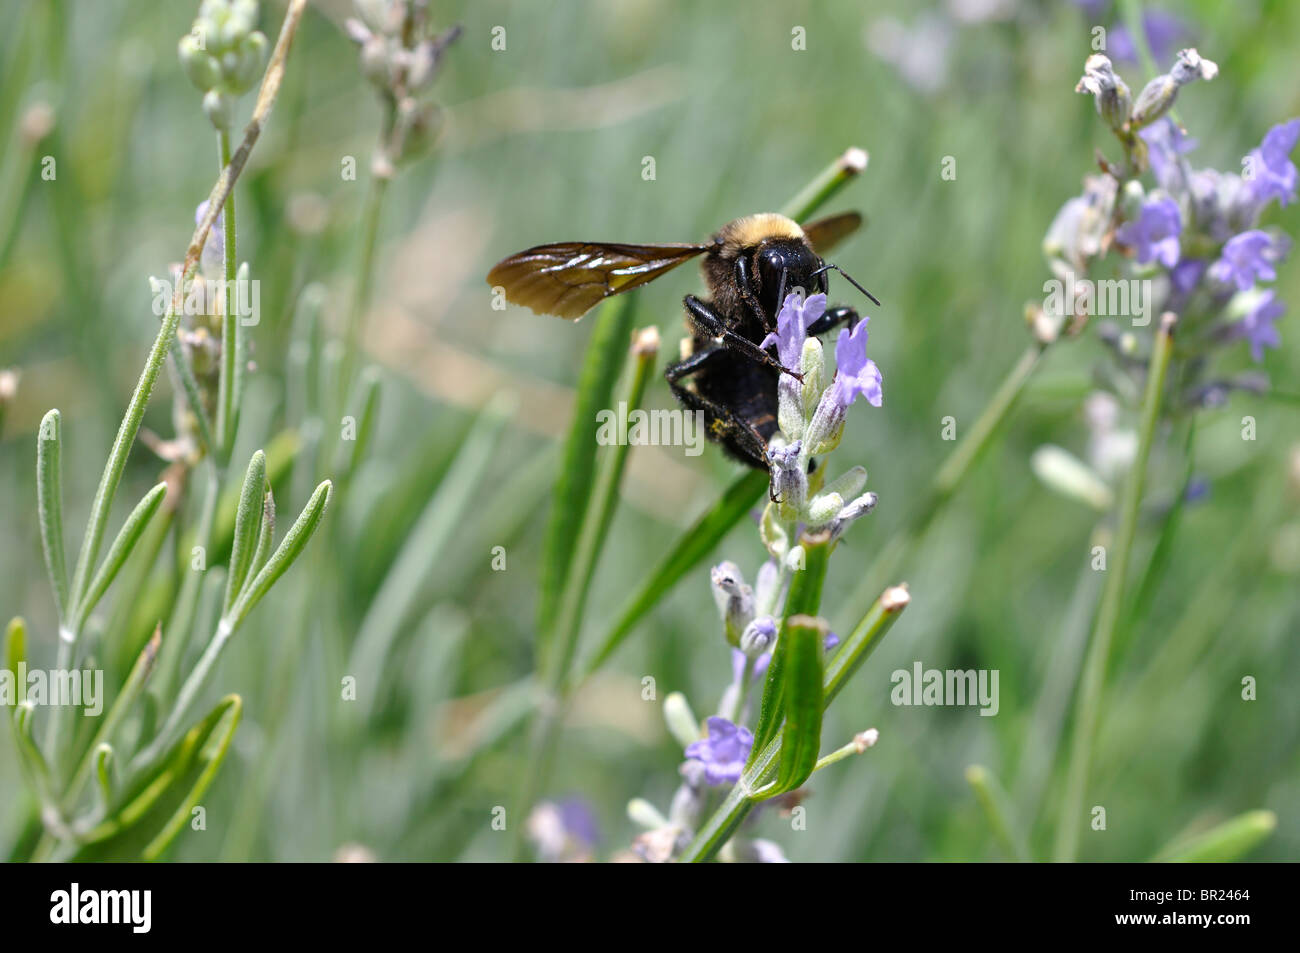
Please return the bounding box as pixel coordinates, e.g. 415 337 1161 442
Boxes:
685 716 754 786
831 319 883 409
1209 230 1288 291
824 630 840 651
1233 291 1284 362
761 292 826 369
1139 118 1197 193
1115 196 1181 267
1246 119 1300 209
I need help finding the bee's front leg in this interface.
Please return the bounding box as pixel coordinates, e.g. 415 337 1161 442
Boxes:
683 295 801 381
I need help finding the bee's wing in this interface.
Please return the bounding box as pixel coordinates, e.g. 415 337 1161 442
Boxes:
486 241 708 320
801 211 863 255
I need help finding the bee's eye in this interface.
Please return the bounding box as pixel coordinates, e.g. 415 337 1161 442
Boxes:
757 247 785 279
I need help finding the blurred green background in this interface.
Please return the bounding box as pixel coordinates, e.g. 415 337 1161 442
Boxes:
1 0 1297 861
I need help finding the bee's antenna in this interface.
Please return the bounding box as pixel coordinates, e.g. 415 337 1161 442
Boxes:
813 262 881 307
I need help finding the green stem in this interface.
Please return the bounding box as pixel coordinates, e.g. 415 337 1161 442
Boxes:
966 764 1029 862
339 174 389 405
780 147 868 222
1054 314 1175 862
215 130 239 460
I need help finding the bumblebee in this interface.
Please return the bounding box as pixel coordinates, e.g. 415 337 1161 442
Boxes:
486 210 875 469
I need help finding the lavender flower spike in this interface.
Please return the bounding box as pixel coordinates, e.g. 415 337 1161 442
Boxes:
761 291 826 370
685 716 754 786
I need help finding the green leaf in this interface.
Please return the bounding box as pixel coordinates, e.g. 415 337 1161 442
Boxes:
226 479 331 630
1153 810 1277 863
752 529 832 756
73 482 169 631
36 409 68 620
75 694 242 861
536 294 637 647
223 449 267 614
767 616 825 797
582 469 768 677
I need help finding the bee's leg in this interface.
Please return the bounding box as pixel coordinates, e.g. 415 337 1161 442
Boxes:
665 351 772 471
733 256 774 332
683 295 801 381
806 304 860 337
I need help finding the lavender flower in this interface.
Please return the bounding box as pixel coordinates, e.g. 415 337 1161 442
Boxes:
831 320 884 409
1209 230 1288 291
1115 196 1181 267
761 291 825 369
731 646 771 683
1245 119 1300 209
1233 291 1284 362
685 716 754 786
1139 118 1197 193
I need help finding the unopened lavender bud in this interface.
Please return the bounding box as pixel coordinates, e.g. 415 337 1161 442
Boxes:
179 34 222 91
1120 179 1146 221
753 559 781 614
800 336 825 424
803 387 848 456
710 561 753 646
1170 48 1218 85
1075 54 1130 132
203 88 234 131
663 692 700 749
739 615 777 659
1131 49 1217 129
227 31 267 93
768 440 806 521
828 490 878 540
806 491 843 527
783 544 805 573
1130 74 1178 128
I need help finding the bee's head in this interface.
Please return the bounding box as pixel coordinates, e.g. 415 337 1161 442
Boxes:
753 239 825 315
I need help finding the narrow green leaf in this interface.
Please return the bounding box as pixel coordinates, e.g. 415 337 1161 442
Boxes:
227 479 331 630
166 322 216 454
73 482 169 631
752 529 832 756
536 294 637 646
94 744 114 808
550 328 658 686
5 616 25 673
248 490 276 581
76 694 242 861
581 469 768 678
1153 810 1277 863
36 409 68 620
767 615 825 797
966 764 1030 862
224 449 267 614
336 365 382 479
142 695 241 861
65 626 163 807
